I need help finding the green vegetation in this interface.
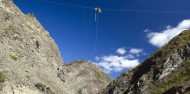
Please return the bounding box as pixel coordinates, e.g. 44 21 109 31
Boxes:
25 75 30 80
174 30 190 44
35 83 55 94
10 54 18 61
151 61 190 94
0 71 6 83
35 83 46 91
160 30 190 54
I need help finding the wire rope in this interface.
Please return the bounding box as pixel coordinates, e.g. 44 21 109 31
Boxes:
40 0 190 14
94 12 99 54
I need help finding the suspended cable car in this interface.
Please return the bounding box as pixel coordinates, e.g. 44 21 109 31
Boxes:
94 7 102 22
94 7 102 53
95 7 102 13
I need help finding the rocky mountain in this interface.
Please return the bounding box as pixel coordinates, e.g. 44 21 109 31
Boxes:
0 0 111 94
63 60 112 94
2 0 190 94
101 30 190 94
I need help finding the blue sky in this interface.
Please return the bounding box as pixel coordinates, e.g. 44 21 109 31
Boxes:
14 0 190 78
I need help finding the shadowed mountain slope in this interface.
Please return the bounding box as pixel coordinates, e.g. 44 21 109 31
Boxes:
101 30 190 94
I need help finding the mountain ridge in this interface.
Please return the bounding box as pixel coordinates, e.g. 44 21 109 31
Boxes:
101 30 190 94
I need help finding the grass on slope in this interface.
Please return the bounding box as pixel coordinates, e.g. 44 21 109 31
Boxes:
151 61 190 94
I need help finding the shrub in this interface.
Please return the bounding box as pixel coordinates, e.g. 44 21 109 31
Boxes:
25 75 30 80
35 83 46 91
10 54 18 61
0 71 6 83
35 83 55 94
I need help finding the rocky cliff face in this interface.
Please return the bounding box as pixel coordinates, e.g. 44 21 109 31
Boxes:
0 0 111 94
101 30 190 94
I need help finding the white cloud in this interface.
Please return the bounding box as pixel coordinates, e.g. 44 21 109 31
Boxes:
147 19 190 47
129 48 143 54
94 47 144 73
126 54 135 59
95 55 140 73
116 48 126 55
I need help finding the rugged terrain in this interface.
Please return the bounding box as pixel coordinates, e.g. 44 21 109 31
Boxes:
0 0 112 94
101 30 190 94
1 0 190 94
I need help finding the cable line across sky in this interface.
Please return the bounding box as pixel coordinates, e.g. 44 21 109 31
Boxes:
40 0 190 14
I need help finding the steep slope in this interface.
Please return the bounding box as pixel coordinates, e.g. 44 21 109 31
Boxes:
0 0 111 94
0 0 66 94
101 30 190 94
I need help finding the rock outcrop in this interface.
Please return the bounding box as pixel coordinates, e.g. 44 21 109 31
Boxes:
101 30 190 94
0 0 111 94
